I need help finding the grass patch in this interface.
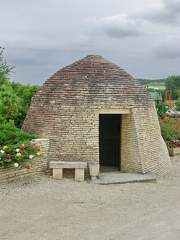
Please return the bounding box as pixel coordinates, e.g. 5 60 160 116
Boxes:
144 82 165 90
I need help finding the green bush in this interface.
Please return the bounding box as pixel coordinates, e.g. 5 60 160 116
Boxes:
159 116 180 141
0 121 37 145
175 100 180 111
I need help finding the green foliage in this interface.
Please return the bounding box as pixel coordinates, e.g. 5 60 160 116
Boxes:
0 47 14 79
137 78 165 85
137 76 180 101
0 49 42 169
0 48 20 124
165 76 180 100
0 121 38 145
10 82 40 128
0 83 21 123
175 100 180 111
159 116 180 141
11 82 40 106
0 48 40 128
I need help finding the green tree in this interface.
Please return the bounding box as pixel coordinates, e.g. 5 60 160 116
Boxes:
0 84 20 123
165 76 180 100
0 48 40 127
0 48 20 123
175 101 180 111
0 47 14 80
11 82 40 128
175 90 180 111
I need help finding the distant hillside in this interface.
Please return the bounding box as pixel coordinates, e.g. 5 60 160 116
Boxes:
136 79 165 85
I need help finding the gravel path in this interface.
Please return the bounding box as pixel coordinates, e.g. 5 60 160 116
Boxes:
0 157 180 240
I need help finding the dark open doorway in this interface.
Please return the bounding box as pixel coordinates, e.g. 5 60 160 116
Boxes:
99 114 121 170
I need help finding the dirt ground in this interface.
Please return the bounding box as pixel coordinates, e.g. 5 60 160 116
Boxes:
0 157 180 240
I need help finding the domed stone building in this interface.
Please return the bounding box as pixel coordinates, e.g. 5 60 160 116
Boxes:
22 55 171 178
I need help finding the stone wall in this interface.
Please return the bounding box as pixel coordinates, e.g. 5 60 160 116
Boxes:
121 102 172 176
0 138 50 182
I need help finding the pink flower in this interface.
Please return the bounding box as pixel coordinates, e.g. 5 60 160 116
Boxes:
6 153 11 158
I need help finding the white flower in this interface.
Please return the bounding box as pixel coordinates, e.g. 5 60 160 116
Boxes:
14 163 19 168
29 155 34 159
0 150 4 154
15 148 20 152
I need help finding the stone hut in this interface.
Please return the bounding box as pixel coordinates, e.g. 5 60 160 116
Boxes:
22 55 172 177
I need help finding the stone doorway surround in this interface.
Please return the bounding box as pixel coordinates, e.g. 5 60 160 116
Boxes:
98 108 131 175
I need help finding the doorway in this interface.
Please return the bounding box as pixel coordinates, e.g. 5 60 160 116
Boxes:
99 114 121 170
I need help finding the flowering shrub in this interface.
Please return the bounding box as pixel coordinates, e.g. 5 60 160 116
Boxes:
159 116 180 141
166 140 180 149
0 141 42 168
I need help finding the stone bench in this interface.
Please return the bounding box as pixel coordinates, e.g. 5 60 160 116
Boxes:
50 161 87 182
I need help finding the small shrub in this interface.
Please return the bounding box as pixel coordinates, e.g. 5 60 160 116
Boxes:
0 121 38 145
159 116 180 141
166 140 180 148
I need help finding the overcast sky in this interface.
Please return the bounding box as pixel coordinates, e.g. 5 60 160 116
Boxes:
1 0 180 85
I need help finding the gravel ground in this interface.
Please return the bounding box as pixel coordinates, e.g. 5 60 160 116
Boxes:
0 157 180 240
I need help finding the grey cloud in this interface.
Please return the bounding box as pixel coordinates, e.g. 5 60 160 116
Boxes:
1 0 179 85
103 27 144 38
134 0 180 25
151 36 180 59
84 0 179 42
5 47 93 85
86 15 146 40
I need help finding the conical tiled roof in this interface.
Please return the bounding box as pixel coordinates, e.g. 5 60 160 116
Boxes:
34 55 152 106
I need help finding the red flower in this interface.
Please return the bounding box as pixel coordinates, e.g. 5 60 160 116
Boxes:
26 164 31 169
37 147 41 151
20 146 25 150
6 153 11 158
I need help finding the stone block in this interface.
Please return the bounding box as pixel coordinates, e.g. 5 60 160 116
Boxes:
53 168 63 179
75 169 84 182
50 161 87 169
89 163 99 180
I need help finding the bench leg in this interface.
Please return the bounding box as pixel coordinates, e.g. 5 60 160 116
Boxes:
53 168 63 179
75 169 84 182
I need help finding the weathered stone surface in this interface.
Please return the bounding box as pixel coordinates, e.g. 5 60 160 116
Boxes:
168 147 180 156
89 163 100 180
50 161 87 169
75 169 85 182
52 168 63 179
